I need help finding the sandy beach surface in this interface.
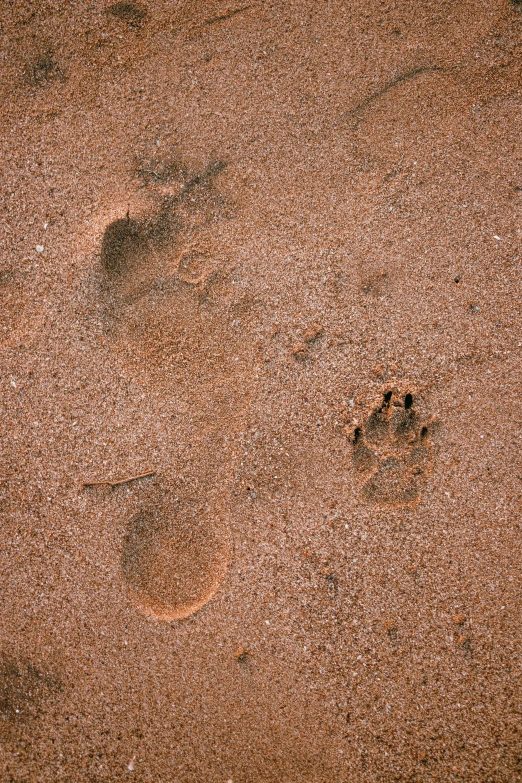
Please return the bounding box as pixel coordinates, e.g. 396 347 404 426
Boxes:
1 1 521 781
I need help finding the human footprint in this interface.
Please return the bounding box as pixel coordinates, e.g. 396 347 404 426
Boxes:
97 156 254 620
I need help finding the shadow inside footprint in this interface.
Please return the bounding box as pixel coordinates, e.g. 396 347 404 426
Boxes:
101 207 178 280
101 217 148 277
351 391 434 507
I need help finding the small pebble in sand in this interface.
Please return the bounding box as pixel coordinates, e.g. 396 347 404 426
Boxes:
36 245 44 253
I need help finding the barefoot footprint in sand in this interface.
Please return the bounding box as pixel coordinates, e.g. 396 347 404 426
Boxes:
349 390 434 507
98 157 251 621
120 506 230 623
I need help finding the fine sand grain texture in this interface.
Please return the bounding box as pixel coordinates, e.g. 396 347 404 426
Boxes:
0 1 521 781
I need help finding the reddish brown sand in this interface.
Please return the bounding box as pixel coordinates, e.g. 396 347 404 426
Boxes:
1 1 521 781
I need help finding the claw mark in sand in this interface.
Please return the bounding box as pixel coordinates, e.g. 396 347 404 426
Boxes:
181 5 254 40
202 5 253 28
347 66 444 128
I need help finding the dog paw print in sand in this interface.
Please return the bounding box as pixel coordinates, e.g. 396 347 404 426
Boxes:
347 390 435 506
121 506 230 622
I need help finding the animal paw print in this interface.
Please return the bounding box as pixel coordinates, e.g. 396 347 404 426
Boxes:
349 391 434 507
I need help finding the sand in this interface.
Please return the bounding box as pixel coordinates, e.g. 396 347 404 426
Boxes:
1 1 521 781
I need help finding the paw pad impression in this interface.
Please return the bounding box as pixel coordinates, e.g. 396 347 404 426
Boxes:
349 391 434 507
